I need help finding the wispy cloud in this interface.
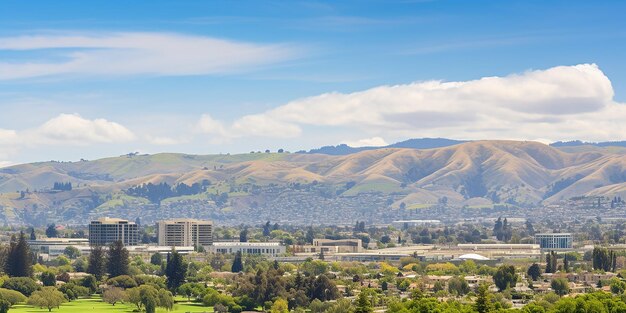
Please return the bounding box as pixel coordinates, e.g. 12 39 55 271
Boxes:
0 32 302 80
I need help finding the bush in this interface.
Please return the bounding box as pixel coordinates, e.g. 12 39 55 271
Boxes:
58 283 90 301
1 277 39 296
40 271 56 286
107 275 137 289
0 288 27 305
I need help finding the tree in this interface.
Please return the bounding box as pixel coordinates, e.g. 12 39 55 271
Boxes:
40 271 56 286
87 246 106 280
448 276 470 295
63 246 81 259
177 283 203 301
127 285 168 313
354 291 373 313
5 232 33 277
563 254 569 272
165 249 187 291
103 286 126 305
311 274 340 301
27 287 66 312
306 227 315 244
527 263 542 281
30 228 36 240
263 221 272 237
139 286 159 313
81 275 98 294
381 281 388 291
493 217 503 241
525 220 535 235
106 275 137 289
239 228 248 242
593 247 611 271
551 278 570 296
150 253 162 266
231 251 243 273
545 252 552 273
610 278 626 294
493 265 517 291
45 225 58 238
157 288 174 311
380 235 391 244
474 284 494 313
107 241 129 278
0 299 8 313
270 298 289 313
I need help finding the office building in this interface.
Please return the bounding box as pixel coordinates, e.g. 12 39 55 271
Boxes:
89 217 139 246
313 238 362 253
28 238 90 261
157 219 213 247
534 233 573 249
207 242 285 257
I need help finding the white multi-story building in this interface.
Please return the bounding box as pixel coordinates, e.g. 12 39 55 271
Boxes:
157 219 213 247
89 217 139 246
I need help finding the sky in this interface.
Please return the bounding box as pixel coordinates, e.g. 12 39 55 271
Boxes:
1 0 626 166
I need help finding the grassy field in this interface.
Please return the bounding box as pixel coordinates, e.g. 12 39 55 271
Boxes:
10 297 215 313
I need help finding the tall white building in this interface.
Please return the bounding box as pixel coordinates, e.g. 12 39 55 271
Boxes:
89 217 139 246
157 219 213 247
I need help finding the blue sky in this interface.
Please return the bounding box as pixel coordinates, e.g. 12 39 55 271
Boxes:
1 0 626 165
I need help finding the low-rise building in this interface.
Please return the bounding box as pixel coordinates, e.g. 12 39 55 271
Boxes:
28 238 90 261
207 242 285 257
313 238 363 253
535 233 573 250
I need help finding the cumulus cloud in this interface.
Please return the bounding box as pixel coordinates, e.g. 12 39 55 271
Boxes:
200 64 626 143
0 113 135 165
0 32 301 79
34 113 135 144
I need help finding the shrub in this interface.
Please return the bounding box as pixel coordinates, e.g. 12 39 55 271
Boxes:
0 288 27 305
107 275 137 289
1 277 39 296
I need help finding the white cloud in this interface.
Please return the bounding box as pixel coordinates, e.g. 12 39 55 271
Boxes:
0 113 136 164
0 129 18 144
0 32 301 79
196 113 300 141
343 136 388 147
196 114 229 136
202 64 626 143
34 113 135 144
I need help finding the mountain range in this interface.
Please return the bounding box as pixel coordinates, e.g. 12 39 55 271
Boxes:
2 139 626 224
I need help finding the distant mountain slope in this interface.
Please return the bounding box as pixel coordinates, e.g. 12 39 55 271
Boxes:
551 140 626 148
3 140 626 219
300 138 467 155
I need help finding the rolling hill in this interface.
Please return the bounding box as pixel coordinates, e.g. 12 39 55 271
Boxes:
2 140 626 224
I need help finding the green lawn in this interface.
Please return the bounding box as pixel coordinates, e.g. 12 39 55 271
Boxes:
10 298 214 313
